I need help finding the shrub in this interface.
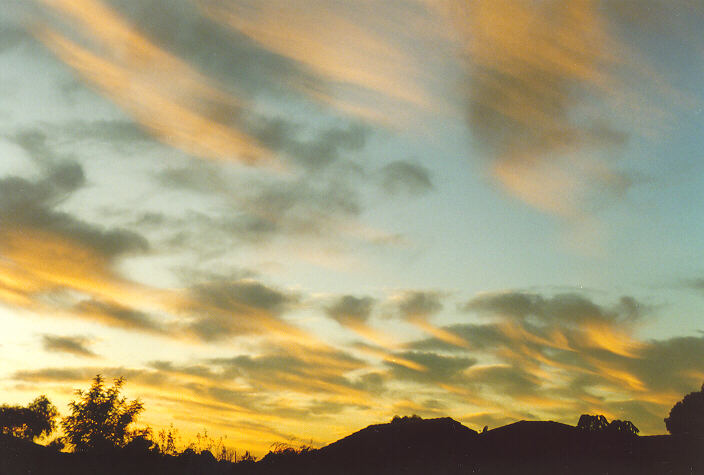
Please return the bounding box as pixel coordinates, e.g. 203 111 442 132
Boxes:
607 419 639 435
61 374 144 452
0 395 58 441
665 382 704 437
577 414 609 432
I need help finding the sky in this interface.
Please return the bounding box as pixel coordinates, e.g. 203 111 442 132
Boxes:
1 0 704 455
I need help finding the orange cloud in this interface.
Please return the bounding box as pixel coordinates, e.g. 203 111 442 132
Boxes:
196 0 447 125
35 0 266 163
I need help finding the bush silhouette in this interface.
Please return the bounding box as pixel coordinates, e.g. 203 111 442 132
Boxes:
577 414 609 432
391 414 423 424
61 374 144 452
577 414 638 435
665 382 704 437
607 419 639 435
0 395 58 440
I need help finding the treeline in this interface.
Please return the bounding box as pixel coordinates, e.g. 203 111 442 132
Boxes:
0 375 257 464
2 375 704 475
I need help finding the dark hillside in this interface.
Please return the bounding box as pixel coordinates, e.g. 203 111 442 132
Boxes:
314 416 479 474
2 419 703 475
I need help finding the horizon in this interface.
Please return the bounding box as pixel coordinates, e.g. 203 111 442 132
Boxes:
1 0 704 456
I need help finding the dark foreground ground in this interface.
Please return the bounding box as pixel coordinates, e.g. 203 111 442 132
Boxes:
2 418 703 475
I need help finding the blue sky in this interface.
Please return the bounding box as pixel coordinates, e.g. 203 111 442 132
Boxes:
1 0 703 454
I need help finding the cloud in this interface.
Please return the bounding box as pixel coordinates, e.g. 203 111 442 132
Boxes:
0 161 168 334
323 295 400 348
149 342 377 417
31 0 267 163
0 30 29 56
427 0 646 217
325 295 375 326
401 289 703 432
246 117 369 171
386 351 476 384
0 161 148 258
464 292 643 326
12 366 166 387
378 161 433 196
73 298 165 333
683 278 704 294
627 335 704 395
398 291 444 319
153 165 378 254
196 0 446 123
41 334 96 357
183 279 299 341
464 364 541 398
53 119 153 147
393 290 470 348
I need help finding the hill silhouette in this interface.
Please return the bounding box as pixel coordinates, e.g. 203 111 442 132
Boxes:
311 416 479 474
2 416 703 474
243 416 704 475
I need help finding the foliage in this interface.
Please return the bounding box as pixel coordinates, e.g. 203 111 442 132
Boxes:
577 414 609 432
665 382 704 437
237 450 256 464
577 414 638 435
0 395 59 440
155 423 181 456
391 414 423 424
262 442 313 463
124 430 156 455
186 428 236 462
61 374 144 452
607 419 639 435
47 437 65 451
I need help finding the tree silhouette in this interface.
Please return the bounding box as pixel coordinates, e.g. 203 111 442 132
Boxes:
61 374 144 452
607 419 639 435
0 395 58 440
665 382 704 437
577 414 609 432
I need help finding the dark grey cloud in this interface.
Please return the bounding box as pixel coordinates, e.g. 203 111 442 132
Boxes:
386 351 476 384
12 366 166 387
151 173 364 251
398 291 444 319
683 278 704 293
210 354 309 380
208 346 365 394
106 0 321 99
42 335 97 358
627 335 704 394
73 299 165 333
148 360 222 380
191 280 296 315
148 355 373 418
13 367 98 383
54 119 153 146
185 280 298 340
0 24 30 53
10 129 71 166
247 117 369 170
409 323 509 353
378 161 433 196
463 292 643 326
464 365 541 398
156 163 229 195
0 161 149 258
326 295 375 325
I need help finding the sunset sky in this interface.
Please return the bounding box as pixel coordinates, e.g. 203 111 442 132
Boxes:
1 0 704 455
